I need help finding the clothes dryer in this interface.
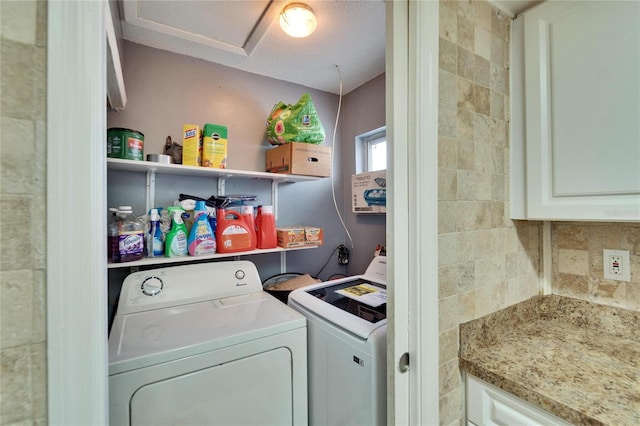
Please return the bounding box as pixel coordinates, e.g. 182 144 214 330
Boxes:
288 256 387 426
108 261 307 425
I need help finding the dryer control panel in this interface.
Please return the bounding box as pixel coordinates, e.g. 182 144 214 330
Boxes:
116 261 263 315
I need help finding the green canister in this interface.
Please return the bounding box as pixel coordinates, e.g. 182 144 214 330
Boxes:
107 128 144 161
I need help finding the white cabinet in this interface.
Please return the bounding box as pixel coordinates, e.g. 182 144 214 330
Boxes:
106 158 322 269
510 1 640 221
466 375 570 426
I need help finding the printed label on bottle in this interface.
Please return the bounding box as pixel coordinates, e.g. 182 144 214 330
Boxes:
220 226 251 250
172 233 187 255
119 232 144 255
192 240 216 255
152 238 164 256
222 225 249 235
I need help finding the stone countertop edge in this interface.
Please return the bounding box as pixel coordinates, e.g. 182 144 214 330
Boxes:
459 294 640 426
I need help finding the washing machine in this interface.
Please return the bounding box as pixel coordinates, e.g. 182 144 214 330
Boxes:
108 261 307 426
288 256 387 426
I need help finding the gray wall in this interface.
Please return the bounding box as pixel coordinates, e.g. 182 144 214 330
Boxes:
340 74 387 275
107 41 385 296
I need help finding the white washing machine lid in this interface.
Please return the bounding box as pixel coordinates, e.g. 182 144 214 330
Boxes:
288 256 387 340
109 291 305 375
288 277 386 340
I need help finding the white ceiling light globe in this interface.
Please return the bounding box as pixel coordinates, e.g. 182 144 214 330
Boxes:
280 3 317 38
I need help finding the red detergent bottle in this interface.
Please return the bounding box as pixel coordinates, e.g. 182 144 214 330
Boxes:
216 208 253 253
256 205 277 249
240 205 257 250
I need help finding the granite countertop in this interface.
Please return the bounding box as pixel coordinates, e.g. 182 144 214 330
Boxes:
459 295 640 425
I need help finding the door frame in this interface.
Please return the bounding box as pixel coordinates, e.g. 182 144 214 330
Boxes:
386 0 439 424
46 0 439 423
47 1 108 424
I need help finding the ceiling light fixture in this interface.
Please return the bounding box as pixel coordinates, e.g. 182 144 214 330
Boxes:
279 3 317 38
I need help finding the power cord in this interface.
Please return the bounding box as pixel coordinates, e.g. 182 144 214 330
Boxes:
314 245 341 278
328 64 355 257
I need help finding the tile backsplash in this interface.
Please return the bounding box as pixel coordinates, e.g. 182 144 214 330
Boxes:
437 1 543 424
0 1 48 424
552 222 640 311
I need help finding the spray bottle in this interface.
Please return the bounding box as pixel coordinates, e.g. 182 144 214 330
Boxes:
165 206 188 257
146 208 164 257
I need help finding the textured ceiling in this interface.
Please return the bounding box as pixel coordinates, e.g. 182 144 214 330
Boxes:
119 0 386 95
118 1 543 95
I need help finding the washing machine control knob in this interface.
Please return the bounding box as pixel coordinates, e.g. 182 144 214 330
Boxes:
235 270 245 280
141 276 163 296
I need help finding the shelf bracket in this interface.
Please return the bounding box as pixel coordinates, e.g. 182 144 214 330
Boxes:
218 177 226 197
272 180 279 220
280 251 286 274
145 169 156 213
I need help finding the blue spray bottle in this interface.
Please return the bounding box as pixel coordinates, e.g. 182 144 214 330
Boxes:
146 208 164 257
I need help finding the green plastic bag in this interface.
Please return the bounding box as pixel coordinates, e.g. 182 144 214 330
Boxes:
266 93 326 145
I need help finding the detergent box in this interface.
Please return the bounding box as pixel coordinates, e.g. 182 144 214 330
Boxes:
266 142 331 177
202 123 228 169
352 170 387 214
182 124 201 166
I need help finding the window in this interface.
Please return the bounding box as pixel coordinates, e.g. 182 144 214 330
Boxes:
356 127 386 173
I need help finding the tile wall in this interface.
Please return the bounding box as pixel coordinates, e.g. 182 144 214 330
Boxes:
437 1 542 424
0 1 48 424
553 222 640 311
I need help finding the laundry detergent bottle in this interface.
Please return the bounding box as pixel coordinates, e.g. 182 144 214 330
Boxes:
256 205 277 249
216 208 253 253
188 201 217 256
240 205 257 250
165 206 188 257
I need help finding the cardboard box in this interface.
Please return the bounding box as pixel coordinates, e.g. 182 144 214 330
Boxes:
202 123 227 168
277 226 324 248
304 226 323 242
352 170 387 214
182 124 201 166
266 142 331 177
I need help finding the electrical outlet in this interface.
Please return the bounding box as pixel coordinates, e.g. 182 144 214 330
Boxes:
603 249 631 282
338 245 350 265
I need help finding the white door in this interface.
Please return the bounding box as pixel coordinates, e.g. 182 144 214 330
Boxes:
386 1 439 424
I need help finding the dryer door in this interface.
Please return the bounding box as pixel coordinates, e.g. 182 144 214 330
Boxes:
129 347 292 425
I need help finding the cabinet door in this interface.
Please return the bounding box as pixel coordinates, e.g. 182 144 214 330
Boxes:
518 1 640 221
466 375 571 426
